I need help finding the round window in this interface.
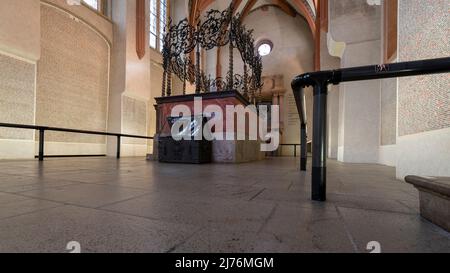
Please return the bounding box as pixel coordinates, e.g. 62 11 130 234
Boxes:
257 40 273 56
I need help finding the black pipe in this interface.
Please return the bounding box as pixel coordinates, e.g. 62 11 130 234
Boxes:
311 82 328 201
38 129 45 162
292 83 308 171
292 57 450 88
291 56 450 202
116 136 121 159
300 124 307 170
338 57 450 83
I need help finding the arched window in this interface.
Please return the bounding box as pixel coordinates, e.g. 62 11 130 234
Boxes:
150 0 168 52
82 0 107 15
83 0 99 11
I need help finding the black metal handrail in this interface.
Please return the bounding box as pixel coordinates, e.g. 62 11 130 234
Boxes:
277 142 312 158
292 56 450 202
0 122 153 161
278 144 301 157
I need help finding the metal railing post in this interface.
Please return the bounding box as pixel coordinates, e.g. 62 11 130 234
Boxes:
300 125 307 171
116 135 121 159
290 57 450 202
38 128 45 161
292 81 308 172
311 82 328 202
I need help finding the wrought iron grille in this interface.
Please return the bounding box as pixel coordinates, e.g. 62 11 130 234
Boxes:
161 4 263 103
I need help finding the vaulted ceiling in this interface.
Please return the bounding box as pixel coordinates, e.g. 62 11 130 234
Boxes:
188 0 317 36
188 0 324 71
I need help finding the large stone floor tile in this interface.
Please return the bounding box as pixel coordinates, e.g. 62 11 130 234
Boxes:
19 183 150 208
194 183 265 201
337 207 450 253
327 193 416 214
335 184 418 202
260 203 356 253
0 175 79 193
173 229 308 253
0 157 447 253
0 198 63 220
0 205 199 253
102 192 276 232
254 188 312 203
0 192 30 205
37 171 146 184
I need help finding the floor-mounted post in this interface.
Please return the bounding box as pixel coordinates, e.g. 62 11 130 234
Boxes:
292 83 308 172
300 124 307 171
38 129 45 161
311 81 328 201
116 135 121 159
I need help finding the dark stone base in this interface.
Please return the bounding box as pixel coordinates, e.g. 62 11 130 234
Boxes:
158 137 212 164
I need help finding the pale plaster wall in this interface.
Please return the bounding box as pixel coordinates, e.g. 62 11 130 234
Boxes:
329 0 381 44
377 0 397 167
124 0 151 101
0 55 37 159
0 0 114 159
148 56 164 154
214 6 315 149
0 0 157 159
108 0 127 156
330 0 382 164
378 144 396 167
37 4 110 145
380 78 397 146
320 31 341 159
122 0 151 156
171 0 189 22
0 0 40 159
0 0 41 62
44 0 113 43
35 3 111 156
397 128 450 179
0 55 36 141
108 0 151 157
338 41 382 164
378 78 397 167
327 85 340 159
396 0 450 179
121 95 148 156
122 95 148 145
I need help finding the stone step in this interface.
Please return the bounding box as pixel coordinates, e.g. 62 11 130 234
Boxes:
405 176 450 232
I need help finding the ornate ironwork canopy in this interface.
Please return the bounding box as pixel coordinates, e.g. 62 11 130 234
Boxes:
161 4 263 104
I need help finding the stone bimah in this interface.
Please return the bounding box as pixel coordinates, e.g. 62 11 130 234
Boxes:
153 4 265 164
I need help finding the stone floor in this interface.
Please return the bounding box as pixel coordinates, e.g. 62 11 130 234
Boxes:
0 157 448 253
